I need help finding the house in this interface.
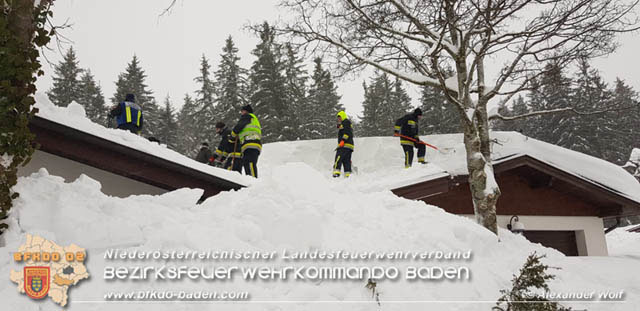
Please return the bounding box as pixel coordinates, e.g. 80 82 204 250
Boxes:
19 96 246 200
390 133 640 256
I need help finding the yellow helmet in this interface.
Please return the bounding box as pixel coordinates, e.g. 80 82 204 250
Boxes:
337 111 348 121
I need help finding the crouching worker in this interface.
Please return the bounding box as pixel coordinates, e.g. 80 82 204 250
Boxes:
333 111 354 178
195 142 213 165
212 122 233 168
110 93 143 134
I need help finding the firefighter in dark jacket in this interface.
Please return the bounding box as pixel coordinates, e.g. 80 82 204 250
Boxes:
109 93 143 134
333 110 354 178
229 105 261 178
394 108 425 168
195 142 213 164
212 122 235 168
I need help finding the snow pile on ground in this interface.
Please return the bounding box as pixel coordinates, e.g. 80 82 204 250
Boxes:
607 228 640 258
2 166 639 310
33 92 251 187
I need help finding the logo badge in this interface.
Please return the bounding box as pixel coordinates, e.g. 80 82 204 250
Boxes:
24 266 50 299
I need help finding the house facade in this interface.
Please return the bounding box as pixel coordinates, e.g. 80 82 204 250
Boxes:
392 152 640 256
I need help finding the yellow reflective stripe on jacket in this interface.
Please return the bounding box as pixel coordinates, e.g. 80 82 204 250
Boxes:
229 152 242 158
241 142 262 152
394 125 401 130
408 120 416 125
343 143 354 150
136 111 141 126
239 113 262 143
125 107 132 123
342 134 349 140
401 139 414 146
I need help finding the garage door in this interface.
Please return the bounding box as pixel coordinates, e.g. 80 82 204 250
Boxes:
522 231 579 256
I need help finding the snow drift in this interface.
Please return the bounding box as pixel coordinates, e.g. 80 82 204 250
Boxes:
2 164 639 310
1 96 639 310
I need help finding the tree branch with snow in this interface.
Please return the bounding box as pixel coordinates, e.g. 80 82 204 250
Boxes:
278 0 639 235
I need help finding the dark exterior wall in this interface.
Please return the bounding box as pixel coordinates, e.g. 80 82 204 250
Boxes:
422 171 601 216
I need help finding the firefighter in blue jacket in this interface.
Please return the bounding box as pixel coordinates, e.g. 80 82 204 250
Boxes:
109 93 143 134
333 110 354 178
394 108 425 168
229 105 261 178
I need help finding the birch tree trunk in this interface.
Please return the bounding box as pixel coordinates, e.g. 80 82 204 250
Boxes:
464 116 500 235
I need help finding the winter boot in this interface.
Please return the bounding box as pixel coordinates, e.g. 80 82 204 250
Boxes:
333 171 341 178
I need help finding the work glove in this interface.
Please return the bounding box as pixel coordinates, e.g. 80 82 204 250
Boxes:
338 140 345 148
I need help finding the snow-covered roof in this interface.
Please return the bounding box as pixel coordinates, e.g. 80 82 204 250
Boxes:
260 132 640 204
420 132 640 204
33 93 251 188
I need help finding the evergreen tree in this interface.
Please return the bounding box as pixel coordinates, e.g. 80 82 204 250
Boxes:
302 57 343 139
193 54 217 144
360 72 407 137
612 78 640 163
527 62 573 146
248 22 289 142
47 47 83 107
390 77 413 118
494 253 571 311
156 95 178 150
215 36 248 124
281 43 307 140
569 58 612 159
77 69 106 125
176 94 200 156
492 95 530 134
111 55 158 136
360 74 390 136
419 83 459 135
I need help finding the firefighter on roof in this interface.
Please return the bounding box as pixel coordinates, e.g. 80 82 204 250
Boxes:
333 110 354 178
229 105 261 178
394 108 425 168
109 93 143 134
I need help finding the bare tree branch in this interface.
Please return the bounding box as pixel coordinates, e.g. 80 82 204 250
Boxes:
490 103 640 121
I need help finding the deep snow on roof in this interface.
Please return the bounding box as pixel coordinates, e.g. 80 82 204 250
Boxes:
34 93 251 187
260 132 640 203
32 92 640 203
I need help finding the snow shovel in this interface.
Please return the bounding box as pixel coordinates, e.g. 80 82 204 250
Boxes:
393 133 455 154
230 137 239 170
393 133 439 150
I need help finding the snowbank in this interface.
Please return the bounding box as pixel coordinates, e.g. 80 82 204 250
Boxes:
2 166 639 310
33 93 252 187
607 227 640 258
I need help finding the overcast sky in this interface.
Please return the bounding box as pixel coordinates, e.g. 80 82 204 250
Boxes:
36 0 640 118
